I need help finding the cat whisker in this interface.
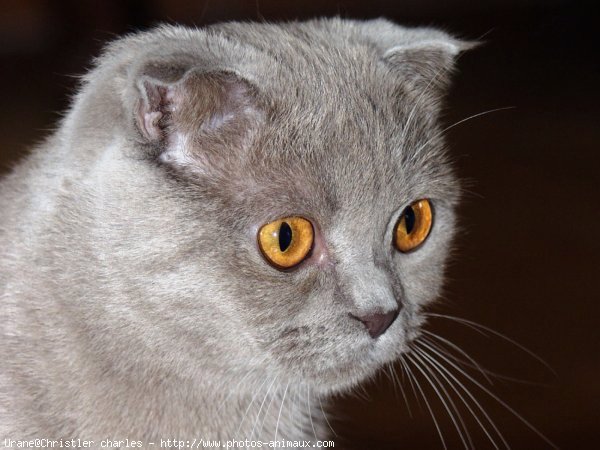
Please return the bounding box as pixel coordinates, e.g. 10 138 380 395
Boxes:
394 359 414 418
385 362 399 396
416 338 558 449
424 313 556 376
400 63 453 145
405 352 448 450
249 376 278 440
413 106 516 159
441 106 516 135
421 329 493 385
274 381 290 440
257 378 281 439
412 349 474 449
318 393 338 437
218 355 270 413
399 356 423 413
475 27 496 42
389 361 413 418
423 333 550 387
408 351 470 449
307 385 319 442
290 384 300 434
351 377 371 402
414 343 506 450
236 375 270 436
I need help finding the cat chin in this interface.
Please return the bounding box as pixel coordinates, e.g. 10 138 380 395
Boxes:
296 351 409 396
293 364 382 396
280 340 414 395
267 313 422 394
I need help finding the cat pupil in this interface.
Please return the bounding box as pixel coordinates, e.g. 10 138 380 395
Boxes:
279 222 293 252
404 206 416 234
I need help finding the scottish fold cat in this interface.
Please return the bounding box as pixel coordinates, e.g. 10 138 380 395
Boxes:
0 18 469 446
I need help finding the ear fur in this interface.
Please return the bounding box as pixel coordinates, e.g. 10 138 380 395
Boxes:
382 39 476 92
132 62 264 170
359 19 477 92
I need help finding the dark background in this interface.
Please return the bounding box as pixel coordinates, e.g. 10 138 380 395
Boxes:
1 1 598 448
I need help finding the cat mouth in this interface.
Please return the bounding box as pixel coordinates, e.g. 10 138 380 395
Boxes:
270 325 416 392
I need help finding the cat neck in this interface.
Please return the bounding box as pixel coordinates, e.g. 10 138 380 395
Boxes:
3 316 329 441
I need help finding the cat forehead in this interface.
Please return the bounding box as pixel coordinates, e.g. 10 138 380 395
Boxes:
136 19 459 115
118 20 462 210
243 76 453 209
224 120 457 226
204 20 454 163
191 41 456 211
209 22 441 111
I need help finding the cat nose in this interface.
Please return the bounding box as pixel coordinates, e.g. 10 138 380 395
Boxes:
351 308 399 339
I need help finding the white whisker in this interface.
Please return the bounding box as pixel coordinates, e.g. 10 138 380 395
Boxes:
400 357 423 413
400 59 461 146
412 349 473 449
218 355 269 413
274 381 290 440
236 375 269 437
394 356 412 419
307 385 318 441
417 340 511 449
249 376 278 439
408 351 470 449
386 363 398 396
415 344 504 450
392 361 413 418
417 339 557 449
425 313 555 375
423 333 548 387
318 394 338 437
422 330 493 385
405 353 448 450
414 107 515 158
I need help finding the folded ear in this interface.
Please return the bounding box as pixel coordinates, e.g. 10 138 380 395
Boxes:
382 39 475 93
131 63 264 171
359 19 476 94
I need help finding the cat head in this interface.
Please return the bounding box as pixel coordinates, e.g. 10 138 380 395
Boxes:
82 19 471 394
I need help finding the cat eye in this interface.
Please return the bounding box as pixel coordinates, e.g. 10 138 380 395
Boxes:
258 217 314 269
394 199 433 252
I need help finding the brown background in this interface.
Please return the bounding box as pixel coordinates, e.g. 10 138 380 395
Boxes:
1 1 598 449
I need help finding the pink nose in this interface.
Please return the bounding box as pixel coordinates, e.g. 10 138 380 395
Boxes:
351 309 399 338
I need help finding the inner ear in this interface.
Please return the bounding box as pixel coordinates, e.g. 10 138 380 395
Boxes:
172 72 261 139
136 79 172 142
133 68 264 170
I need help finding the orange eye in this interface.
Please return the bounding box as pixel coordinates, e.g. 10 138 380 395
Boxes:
258 217 314 269
394 199 433 252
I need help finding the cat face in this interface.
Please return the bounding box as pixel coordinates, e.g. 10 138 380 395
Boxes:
220 150 457 394
193 105 458 394
103 19 466 394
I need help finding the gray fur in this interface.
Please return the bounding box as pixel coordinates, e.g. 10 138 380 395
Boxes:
0 18 467 445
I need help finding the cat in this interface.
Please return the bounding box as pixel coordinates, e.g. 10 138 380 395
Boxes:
0 18 469 446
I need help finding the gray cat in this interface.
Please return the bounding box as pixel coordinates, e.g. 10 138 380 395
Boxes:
0 18 469 446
